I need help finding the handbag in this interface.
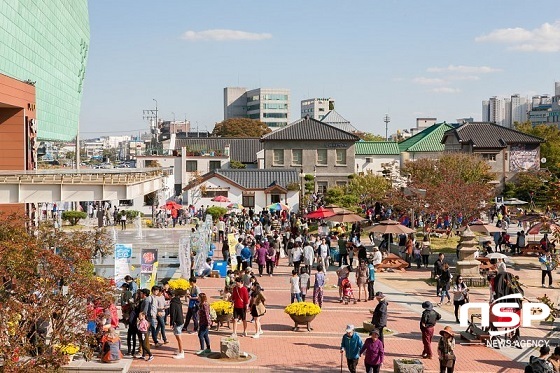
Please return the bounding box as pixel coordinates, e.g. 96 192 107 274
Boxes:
256 302 266 316
443 354 455 367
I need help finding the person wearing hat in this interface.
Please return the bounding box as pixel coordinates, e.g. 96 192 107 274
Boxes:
340 324 363 373
437 326 456 373
371 292 388 345
420 301 441 359
359 328 384 373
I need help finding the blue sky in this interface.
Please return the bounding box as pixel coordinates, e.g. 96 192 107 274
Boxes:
80 0 560 137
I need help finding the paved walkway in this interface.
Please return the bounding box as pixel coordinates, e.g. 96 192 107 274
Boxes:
122 245 557 372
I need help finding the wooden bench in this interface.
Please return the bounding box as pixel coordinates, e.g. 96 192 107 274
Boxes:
520 244 545 256
377 253 408 272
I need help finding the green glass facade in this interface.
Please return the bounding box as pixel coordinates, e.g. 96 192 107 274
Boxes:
0 0 89 141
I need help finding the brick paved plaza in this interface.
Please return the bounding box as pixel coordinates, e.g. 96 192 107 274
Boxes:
121 231 558 373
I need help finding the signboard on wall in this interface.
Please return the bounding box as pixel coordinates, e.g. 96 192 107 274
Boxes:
510 144 539 171
140 248 158 289
114 244 132 285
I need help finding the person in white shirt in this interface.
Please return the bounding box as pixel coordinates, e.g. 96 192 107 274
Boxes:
290 270 302 303
318 238 330 271
235 238 244 271
371 247 383 267
199 258 213 278
292 243 303 273
303 241 315 273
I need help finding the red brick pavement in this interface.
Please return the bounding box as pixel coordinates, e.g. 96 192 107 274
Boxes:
129 257 545 372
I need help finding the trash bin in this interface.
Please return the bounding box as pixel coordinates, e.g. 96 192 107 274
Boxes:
212 260 228 278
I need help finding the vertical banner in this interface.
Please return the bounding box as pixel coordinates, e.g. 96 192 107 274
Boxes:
178 236 192 279
140 248 158 289
114 244 132 285
228 233 238 268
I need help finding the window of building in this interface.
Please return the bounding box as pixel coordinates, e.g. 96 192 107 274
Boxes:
202 190 228 198
317 182 328 194
273 149 284 165
186 160 197 172
336 149 346 165
209 161 221 171
481 153 497 162
242 195 255 208
316 149 327 165
271 194 281 203
292 149 302 166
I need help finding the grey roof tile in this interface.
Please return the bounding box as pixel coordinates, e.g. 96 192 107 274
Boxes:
215 168 299 190
443 122 544 148
174 138 262 163
261 117 360 141
320 110 358 133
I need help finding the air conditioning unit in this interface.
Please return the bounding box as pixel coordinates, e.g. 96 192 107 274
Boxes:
365 157 372 163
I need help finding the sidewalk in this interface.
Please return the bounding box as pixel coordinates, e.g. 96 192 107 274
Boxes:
123 252 549 372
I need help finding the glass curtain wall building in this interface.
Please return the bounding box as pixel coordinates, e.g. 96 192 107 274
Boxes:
0 0 89 141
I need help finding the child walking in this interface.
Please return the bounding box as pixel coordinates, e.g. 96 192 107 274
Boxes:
299 268 311 302
137 312 154 361
290 270 302 303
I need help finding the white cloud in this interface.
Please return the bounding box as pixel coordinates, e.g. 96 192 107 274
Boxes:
427 65 501 74
181 29 272 41
413 77 446 85
430 87 461 94
475 21 560 52
447 75 480 81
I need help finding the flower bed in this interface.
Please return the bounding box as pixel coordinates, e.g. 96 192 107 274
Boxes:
284 302 321 317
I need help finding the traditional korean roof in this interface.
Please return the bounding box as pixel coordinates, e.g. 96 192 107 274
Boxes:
184 168 300 191
320 110 358 133
355 141 400 155
261 116 359 141
398 122 455 153
442 122 544 148
174 137 262 163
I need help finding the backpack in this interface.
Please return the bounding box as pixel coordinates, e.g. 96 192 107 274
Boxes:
527 356 553 373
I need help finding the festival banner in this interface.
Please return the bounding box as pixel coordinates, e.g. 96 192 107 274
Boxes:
178 237 191 279
140 248 158 289
114 244 132 285
228 233 238 268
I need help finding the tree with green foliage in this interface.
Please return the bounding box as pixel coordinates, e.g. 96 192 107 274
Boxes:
356 132 385 141
515 121 560 173
324 186 360 209
212 118 272 138
229 160 246 169
205 206 228 221
61 210 87 226
347 172 392 205
504 170 555 208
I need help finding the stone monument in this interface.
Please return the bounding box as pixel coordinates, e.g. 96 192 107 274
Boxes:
456 226 483 285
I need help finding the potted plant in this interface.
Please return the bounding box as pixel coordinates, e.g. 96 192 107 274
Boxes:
284 302 321 331
210 300 234 331
394 358 424 373
57 343 80 363
168 278 190 297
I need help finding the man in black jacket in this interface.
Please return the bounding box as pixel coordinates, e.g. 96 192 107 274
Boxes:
434 253 445 296
371 291 388 345
169 291 185 359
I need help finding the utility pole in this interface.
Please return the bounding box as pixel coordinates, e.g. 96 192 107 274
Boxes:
142 99 158 155
384 114 391 141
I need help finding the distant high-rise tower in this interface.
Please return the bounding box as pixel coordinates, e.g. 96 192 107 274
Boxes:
223 87 290 129
488 96 506 126
300 98 335 120
510 94 528 125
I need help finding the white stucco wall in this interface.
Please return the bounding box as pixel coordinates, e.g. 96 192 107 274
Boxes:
355 155 400 175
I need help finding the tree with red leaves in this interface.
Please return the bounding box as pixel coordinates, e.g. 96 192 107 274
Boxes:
0 217 114 372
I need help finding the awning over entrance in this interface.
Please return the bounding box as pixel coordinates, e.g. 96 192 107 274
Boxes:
0 167 171 203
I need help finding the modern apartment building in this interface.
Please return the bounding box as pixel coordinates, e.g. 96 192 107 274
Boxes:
482 95 528 128
0 0 90 141
223 87 290 129
300 98 335 120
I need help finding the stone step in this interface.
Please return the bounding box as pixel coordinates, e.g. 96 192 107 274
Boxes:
62 358 132 373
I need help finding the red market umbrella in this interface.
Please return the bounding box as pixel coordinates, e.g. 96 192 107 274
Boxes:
527 221 560 235
211 195 230 203
160 201 182 210
305 207 336 219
